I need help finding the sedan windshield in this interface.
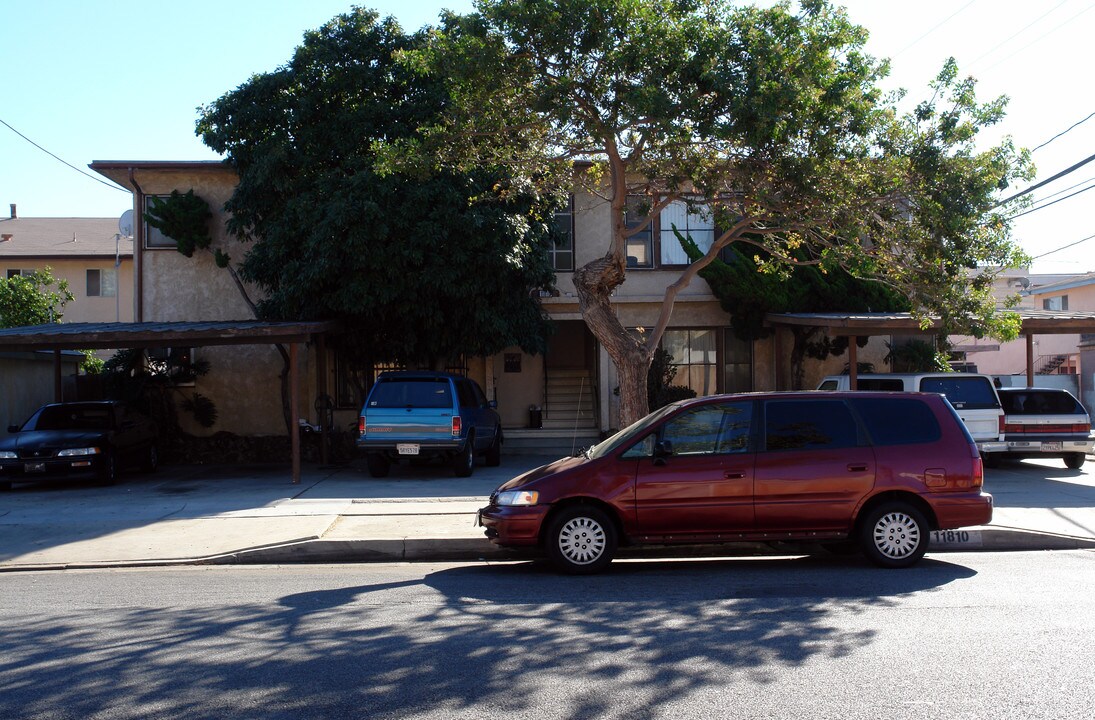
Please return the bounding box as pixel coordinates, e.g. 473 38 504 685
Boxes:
30 406 112 431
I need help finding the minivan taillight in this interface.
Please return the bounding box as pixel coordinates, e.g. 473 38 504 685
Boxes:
452 416 462 437
359 416 366 436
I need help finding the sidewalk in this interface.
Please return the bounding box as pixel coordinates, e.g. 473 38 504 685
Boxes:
1 454 1093 571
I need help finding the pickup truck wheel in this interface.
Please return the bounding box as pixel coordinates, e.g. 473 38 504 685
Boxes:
859 502 928 568
485 427 502 467
366 453 390 478
452 434 475 477
1065 453 1085 469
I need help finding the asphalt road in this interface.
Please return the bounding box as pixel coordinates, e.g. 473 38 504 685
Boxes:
2 552 1093 719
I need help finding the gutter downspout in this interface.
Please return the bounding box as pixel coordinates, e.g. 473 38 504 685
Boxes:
128 168 144 322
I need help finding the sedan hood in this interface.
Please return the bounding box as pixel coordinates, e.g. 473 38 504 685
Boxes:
496 454 590 492
3 429 108 451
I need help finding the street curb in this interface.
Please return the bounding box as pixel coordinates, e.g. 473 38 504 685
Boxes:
2 527 1092 573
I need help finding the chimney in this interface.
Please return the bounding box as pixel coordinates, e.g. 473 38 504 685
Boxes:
9 204 16 219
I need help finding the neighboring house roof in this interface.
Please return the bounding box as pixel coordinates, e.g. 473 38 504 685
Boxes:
1023 272 1095 296
0 217 133 259
766 309 1095 335
0 320 341 352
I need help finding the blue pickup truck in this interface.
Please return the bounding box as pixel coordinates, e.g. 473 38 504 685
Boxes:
356 371 503 477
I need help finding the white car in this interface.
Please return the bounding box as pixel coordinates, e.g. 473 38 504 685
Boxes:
995 387 1093 469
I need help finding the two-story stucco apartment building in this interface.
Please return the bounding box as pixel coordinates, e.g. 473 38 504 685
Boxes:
85 160 910 444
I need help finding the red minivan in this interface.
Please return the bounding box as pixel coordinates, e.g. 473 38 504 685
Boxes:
478 392 992 573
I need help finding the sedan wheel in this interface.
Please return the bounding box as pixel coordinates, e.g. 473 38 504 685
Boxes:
546 506 617 574
99 453 118 486
1065 453 1085 469
860 503 928 568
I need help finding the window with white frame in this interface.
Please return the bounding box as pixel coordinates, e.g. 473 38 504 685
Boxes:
1043 295 1068 311
625 196 653 268
663 328 718 397
86 268 117 297
144 195 176 249
6 268 36 279
659 200 715 265
550 195 575 271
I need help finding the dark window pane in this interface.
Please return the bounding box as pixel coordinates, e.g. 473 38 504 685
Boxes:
765 400 858 451
849 398 941 445
920 377 999 409
368 379 452 409
999 390 1083 415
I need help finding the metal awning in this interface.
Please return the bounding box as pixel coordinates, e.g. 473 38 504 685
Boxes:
0 320 341 484
765 309 1095 389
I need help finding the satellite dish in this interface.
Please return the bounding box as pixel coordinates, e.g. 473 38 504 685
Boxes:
118 209 134 238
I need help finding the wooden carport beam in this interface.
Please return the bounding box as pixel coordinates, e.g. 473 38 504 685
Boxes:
290 342 301 485
849 337 858 390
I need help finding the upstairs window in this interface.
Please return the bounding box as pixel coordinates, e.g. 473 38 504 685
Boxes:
550 195 575 271
660 200 714 265
86 268 117 298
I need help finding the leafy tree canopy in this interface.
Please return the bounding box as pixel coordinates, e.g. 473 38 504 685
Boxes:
195 8 560 368
395 0 1033 423
0 268 72 328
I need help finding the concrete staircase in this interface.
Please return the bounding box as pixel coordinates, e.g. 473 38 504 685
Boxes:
502 368 600 457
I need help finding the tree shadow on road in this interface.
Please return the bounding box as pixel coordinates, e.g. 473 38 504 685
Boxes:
0 557 976 719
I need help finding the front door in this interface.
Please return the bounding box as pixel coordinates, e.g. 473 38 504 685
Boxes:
632 400 755 537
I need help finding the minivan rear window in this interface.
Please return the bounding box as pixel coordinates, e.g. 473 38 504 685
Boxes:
849 398 942 446
919 377 999 410
368 378 452 409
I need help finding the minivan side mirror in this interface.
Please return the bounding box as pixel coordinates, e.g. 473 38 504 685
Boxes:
653 439 674 466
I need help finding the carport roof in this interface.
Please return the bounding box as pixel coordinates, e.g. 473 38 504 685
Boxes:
0 320 340 352
765 309 1095 336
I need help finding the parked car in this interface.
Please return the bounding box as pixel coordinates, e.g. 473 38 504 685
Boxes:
994 387 1093 469
0 401 159 489
816 373 1005 455
478 391 992 573
356 371 502 478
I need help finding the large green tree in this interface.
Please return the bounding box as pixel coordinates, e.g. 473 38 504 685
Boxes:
0 268 72 328
398 0 1032 425
195 9 559 373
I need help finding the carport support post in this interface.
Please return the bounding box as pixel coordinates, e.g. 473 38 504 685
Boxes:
290 342 301 484
848 336 859 390
1026 333 1035 387
53 350 63 402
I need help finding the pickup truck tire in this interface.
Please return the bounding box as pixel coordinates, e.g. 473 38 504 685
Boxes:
366 453 391 478
485 427 502 467
452 433 475 477
1065 453 1085 469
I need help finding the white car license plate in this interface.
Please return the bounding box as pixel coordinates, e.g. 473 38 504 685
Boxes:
1041 441 1062 451
397 443 420 456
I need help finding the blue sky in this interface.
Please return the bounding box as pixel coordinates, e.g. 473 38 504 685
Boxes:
2 0 1093 273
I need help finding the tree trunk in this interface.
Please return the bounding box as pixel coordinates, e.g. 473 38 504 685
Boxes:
573 254 653 427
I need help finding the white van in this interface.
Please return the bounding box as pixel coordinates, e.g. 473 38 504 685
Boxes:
817 373 1005 454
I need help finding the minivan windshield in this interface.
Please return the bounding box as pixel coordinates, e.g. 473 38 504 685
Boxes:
586 403 681 459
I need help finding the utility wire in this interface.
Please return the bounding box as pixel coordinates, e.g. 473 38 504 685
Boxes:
996 151 1095 207
978 2 1095 74
1033 173 1095 204
1031 231 1095 260
1031 110 1095 153
891 0 977 58
966 0 1069 69
0 116 127 193
1008 181 1095 219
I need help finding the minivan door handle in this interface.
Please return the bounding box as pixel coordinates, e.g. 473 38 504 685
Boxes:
847 463 868 472
724 471 746 479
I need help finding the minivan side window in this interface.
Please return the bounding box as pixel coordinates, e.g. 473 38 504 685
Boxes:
920 377 999 409
764 400 858 451
644 401 753 456
849 398 941 446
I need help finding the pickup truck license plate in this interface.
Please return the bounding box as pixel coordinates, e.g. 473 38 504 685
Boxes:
1041 441 1062 451
397 444 420 456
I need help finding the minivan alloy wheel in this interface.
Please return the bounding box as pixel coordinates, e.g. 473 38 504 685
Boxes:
557 516 607 565
872 511 921 559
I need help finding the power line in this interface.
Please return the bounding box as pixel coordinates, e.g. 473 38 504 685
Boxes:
0 116 127 193
891 0 977 58
978 2 1095 74
966 0 1069 70
1008 180 1095 220
996 151 1095 207
1031 231 1095 260
1033 173 1095 203
1031 110 1095 153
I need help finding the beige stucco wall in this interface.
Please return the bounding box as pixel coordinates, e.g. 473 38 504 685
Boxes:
32 257 135 325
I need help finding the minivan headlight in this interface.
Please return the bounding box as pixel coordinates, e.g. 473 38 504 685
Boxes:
496 490 539 506
58 447 101 457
